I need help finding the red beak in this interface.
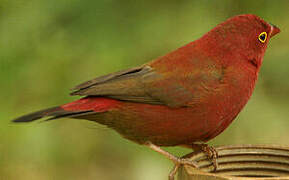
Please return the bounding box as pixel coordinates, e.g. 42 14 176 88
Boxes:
270 24 280 37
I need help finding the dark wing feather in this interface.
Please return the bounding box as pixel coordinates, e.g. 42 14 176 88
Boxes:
70 61 225 107
71 66 146 91
71 65 164 105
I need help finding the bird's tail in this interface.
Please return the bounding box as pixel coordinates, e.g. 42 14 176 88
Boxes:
12 97 119 123
12 106 93 122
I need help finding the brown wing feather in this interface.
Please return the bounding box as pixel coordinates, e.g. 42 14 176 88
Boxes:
70 60 225 107
71 66 146 91
70 65 164 105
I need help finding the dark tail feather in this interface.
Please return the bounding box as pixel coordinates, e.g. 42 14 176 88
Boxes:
12 106 93 123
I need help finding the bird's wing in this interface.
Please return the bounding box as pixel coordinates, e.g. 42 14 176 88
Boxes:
70 60 225 108
71 65 163 105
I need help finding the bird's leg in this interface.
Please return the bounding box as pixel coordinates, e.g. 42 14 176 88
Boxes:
144 142 198 180
191 143 218 171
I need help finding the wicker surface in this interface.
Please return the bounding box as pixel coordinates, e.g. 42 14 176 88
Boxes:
178 144 289 180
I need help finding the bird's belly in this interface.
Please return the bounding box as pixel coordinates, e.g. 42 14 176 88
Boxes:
99 98 248 146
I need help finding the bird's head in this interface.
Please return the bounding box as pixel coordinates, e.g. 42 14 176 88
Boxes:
199 14 280 69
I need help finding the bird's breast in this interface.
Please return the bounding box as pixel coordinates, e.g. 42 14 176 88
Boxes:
199 65 258 141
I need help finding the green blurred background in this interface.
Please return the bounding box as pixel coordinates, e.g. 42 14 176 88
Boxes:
1 0 289 179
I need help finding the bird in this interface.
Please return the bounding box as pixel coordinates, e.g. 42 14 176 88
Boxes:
13 14 280 180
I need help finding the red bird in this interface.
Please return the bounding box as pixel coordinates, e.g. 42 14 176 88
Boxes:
13 14 280 179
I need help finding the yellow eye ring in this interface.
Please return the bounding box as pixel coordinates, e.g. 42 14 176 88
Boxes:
258 32 267 43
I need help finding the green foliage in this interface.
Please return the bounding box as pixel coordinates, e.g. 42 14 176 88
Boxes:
1 0 288 179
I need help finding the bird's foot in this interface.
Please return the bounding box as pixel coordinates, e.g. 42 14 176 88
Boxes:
191 143 218 171
168 156 198 180
145 142 198 180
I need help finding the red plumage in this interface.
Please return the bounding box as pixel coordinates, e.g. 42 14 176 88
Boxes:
14 14 280 145
62 97 120 112
13 14 280 178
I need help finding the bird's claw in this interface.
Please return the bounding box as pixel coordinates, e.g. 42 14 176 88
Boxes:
169 157 198 180
145 142 198 180
177 157 198 167
192 143 219 171
201 144 218 171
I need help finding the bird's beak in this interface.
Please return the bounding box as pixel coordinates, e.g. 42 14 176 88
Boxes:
270 23 280 37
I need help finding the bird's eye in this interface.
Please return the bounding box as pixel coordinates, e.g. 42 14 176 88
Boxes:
258 32 267 43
